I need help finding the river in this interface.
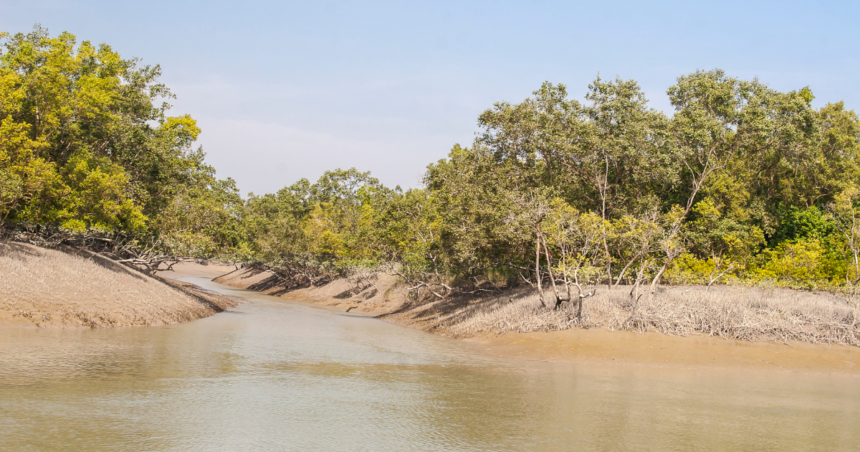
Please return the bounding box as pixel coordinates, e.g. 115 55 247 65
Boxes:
1 274 859 451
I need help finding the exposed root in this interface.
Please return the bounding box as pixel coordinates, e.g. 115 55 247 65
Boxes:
387 284 860 346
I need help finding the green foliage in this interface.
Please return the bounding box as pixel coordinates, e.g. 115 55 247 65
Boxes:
6 26 860 293
0 26 234 251
56 149 146 231
754 239 831 288
154 177 242 258
770 205 834 245
224 70 860 292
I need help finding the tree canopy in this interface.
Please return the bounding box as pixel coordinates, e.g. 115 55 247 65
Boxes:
0 26 239 256
4 27 860 298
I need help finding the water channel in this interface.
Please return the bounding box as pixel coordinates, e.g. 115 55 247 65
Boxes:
1 275 859 451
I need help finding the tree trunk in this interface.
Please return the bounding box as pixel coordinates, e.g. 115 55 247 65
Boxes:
649 175 708 294
536 233 545 308
539 230 559 309
648 262 668 295
601 155 612 290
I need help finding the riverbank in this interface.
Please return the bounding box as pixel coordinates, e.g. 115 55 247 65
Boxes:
467 327 860 374
209 265 860 372
6 251 857 372
0 241 239 328
212 265 407 316
5 271 858 452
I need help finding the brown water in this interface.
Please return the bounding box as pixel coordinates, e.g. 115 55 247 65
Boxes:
1 276 859 451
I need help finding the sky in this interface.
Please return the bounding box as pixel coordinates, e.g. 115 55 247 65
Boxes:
2 0 859 195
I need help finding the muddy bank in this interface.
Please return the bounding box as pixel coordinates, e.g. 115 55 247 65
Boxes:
211 266 860 372
215 267 859 343
158 261 238 279
0 241 239 328
468 327 860 374
213 266 409 316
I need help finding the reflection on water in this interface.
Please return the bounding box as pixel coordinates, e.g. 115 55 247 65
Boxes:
1 277 859 451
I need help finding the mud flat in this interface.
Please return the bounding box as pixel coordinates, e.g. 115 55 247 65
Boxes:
465 327 860 374
0 241 239 328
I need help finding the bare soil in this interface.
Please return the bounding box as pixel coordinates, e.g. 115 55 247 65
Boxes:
467 327 860 374
213 266 409 316
215 266 860 349
0 241 239 328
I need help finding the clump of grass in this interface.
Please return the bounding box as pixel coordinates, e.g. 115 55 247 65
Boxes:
0 241 236 328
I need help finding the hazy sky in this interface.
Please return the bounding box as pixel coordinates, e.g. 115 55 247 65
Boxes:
2 0 858 195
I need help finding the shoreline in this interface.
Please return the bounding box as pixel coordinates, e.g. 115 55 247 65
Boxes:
206 264 860 374
4 251 859 374
467 327 860 375
0 242 240 328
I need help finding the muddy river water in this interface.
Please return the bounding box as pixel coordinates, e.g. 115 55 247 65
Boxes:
2 275 859 451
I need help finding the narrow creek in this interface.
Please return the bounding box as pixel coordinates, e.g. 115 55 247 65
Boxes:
1 274 859 451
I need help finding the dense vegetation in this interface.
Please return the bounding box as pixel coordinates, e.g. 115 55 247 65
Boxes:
4 28 860 305
0 27 241 256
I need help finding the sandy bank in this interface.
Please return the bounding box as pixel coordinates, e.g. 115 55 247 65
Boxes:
158 261 238 280
467 327 860 374
212 266 860 373
0 241 239 328
213 266 408 316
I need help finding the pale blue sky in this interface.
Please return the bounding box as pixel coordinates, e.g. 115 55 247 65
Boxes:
2 0 858 194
